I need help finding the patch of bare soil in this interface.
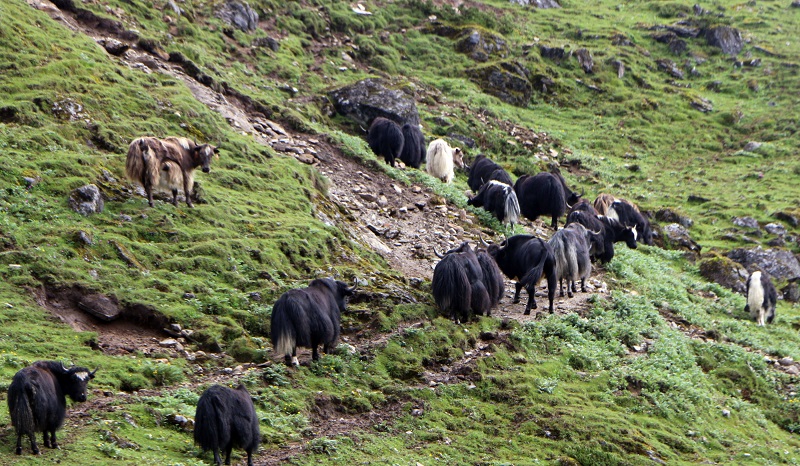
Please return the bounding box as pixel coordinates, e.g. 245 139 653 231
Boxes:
33 286 174 357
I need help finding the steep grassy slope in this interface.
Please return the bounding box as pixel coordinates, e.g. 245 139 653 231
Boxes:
1 0 800 465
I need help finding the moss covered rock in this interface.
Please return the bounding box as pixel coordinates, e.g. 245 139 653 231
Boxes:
467 61 533 107
698 253 749 293
327 78 420 128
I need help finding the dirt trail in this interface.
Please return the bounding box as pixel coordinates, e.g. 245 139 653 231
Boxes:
24 2 610 464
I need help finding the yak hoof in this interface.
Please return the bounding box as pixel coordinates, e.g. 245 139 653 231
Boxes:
512 298 520 304
567 292 574 298
291 356 300 367
15 447 22 455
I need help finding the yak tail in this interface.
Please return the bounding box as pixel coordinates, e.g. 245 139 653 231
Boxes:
432 260 472 320
520 245 549 289
126 138 160 187
270 296 303 357
194 389 230 452
9 384 36 435
504 189 520 226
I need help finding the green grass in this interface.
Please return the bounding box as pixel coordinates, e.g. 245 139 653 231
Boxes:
1 0 800 464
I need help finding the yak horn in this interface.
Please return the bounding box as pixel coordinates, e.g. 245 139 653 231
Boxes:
478 232 491 247
433 247 445 258
347 279 358 293
90 367 99 378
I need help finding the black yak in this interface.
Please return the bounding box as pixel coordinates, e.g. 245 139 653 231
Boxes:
745 271 777 326
477 249 505 308
270 278 356 366
7 361 96 455
514 173 568 229
566 211 638 263
569 198 600 216
467 154 513 192
399 123 426 168
194 384 260 466
468 181 521 227
548 223 594 297
126 136 219 208
367 117 404 167
426 139 464 183
549 165 582 206
608 200 653 245
433 242 493 322
482 234 557 315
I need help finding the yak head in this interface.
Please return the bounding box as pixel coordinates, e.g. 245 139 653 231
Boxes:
194 144 219 173
65 365 97 402
452 147 465 169
317 278 358 312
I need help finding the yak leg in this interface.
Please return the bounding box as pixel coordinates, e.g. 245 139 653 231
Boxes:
567 280 574 298
48 430 58 449
547 274 557 314
513 282 523 304
212 447 222 466
183 174 194 208
523 284 538 315
29 432 39 455
146 187 154 208
172 188 179 206
312 345 320 361
551 215 558 230
43 432 51 449
224 444 233 465
15 433 23 455
580 278 587 293
247 451 254 466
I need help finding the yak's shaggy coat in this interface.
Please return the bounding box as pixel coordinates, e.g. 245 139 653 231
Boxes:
194 384 260 466
7 361 95 455
426 139 463 183
126 136 218 207
745 271 777 326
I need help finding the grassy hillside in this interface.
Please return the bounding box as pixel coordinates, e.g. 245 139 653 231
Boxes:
1 0 799 464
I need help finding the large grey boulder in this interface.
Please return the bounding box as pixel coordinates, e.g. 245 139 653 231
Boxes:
575 48 594 74
78 294 122 321
467 61 532 107
704 26 743 56
216 1 259 32
727 246 800 281
69 184 104 216
328 78 420 128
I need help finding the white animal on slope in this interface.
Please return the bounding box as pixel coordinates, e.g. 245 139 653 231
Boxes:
745 270 777 326
425 139 464 183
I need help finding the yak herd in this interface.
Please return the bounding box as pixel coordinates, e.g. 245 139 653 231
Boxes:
6 122 778 463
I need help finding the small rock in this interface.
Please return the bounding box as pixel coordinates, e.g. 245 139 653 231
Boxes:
76 230 93 246
392 184 402 195
170 323 182 333
721 409 731 417
743 141 762 152
23 176 40 189
249 292 262 301
98 38 129 56
68 184 104 216
411 409 424 416
733 217 759 230
377 195 388 207
779 357 794 366
360 193 378 203
412 186 422 193
765 223 787 236
786 365 800 376
160 339 179 348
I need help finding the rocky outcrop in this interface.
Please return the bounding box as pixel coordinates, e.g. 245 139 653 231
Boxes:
698 254 749 293
575 48 594 73
467 61 532 107
662 223 701 253
78 294 122 321
656 209 693 228
69 184 104 216
216 1 259 32
727 246 800 281
455 28 509 62
540 45 567 61
657 59 684 79
328 78 420 128
732 216 759 230
704 26 743 56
